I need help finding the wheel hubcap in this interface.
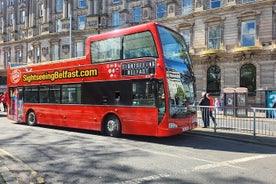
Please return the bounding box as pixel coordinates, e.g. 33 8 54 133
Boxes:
107 120 117 132
28 113 35 124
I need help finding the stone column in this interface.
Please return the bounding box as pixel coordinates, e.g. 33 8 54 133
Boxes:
94 0 98 15
88 0 93 15
102 0 107 14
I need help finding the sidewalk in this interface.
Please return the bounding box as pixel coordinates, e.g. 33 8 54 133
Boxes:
0 111 44 184
190 127 276 148
0 165 19 184
0 145 44 184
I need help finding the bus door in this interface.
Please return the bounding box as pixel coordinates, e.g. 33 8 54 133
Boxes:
7 87 24 122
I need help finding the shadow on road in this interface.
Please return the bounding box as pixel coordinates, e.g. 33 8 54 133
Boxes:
4 118 276 155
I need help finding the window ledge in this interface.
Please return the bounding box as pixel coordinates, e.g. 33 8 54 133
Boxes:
234 46 261 52
202 49 225 55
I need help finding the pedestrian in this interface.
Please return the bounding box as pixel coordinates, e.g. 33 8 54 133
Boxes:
206 93 216 126
198 92 210 128
214 97 220 114
0 92 4 111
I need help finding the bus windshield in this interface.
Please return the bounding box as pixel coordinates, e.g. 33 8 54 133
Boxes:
157 25 196 117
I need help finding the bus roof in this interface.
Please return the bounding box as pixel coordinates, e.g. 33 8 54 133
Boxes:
86 22 161 42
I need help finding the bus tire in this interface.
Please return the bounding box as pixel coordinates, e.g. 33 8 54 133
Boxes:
102 115 121 137
26 111 37 126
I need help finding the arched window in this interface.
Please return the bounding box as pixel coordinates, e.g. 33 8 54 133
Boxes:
240 64 256 96
207 66 221 95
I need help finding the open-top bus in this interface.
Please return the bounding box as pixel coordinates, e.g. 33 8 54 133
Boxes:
6 22 197 137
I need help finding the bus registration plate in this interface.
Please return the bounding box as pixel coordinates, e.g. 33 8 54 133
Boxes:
182 126 189 131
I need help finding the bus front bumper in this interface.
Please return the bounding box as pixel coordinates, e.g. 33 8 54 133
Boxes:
157 116 198 137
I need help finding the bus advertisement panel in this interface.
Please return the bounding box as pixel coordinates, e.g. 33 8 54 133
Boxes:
6 22 197 137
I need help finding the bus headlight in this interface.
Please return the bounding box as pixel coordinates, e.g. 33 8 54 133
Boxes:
168 122 178 129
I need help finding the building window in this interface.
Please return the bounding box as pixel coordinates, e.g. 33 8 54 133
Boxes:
78 0 85 8
182 0 192 15
78 16 86 30
0 18 3 31
210 0 221 9
9 0 14 6
207 66 221 95
0 1 3 10
243 0 255 3
4 51 11 68
195 0 202 8
241 20 256 47
52 44 59 61
56 0 63 13
56 19 62 32
240 64 256 96
181 30 191 51
16 49 23 63
75 41 84 57
133 7 141 23
39 4 44 17
19 10 25 23
34 47 41 63
113 12 120 26
157 3 166 19
208 25 221 50
9 13 14 26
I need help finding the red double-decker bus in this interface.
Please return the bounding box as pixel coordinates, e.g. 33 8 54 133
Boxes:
6 22 197 137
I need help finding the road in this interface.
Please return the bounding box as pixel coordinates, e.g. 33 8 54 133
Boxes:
0 114 276 184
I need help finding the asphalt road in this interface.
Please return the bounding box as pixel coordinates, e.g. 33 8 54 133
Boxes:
0 114 276 184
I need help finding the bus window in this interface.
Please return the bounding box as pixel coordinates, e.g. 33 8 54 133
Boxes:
115 91 120 104
39 86 49 103
91 37 121 63
61 84 81 104
132 80 155 106
157 80 165 112
24 87 39 103
123 31 158 59
82 81 132 105
49 85 61 103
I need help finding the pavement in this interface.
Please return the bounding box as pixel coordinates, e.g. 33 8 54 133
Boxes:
190 127 276 148
0 111 275 184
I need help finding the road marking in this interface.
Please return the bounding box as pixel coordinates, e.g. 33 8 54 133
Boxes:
116 154 276 184
138 148 242 169
192 154 273 171
0 148 45 184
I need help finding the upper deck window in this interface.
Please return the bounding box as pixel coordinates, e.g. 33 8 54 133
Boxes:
91 31 158 63
158 26 190 65
91 37 121 63
123 31 157 59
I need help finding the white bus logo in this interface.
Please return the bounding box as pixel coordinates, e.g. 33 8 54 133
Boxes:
11 69 21 84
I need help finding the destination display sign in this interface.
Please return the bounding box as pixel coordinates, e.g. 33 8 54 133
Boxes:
121 60 156 76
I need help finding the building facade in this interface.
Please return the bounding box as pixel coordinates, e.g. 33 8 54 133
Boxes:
0 0 275 105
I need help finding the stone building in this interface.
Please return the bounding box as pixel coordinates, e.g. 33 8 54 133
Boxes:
0 0 275 105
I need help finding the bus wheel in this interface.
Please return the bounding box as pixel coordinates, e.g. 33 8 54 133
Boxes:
27 111 37 126
103 115 121 137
